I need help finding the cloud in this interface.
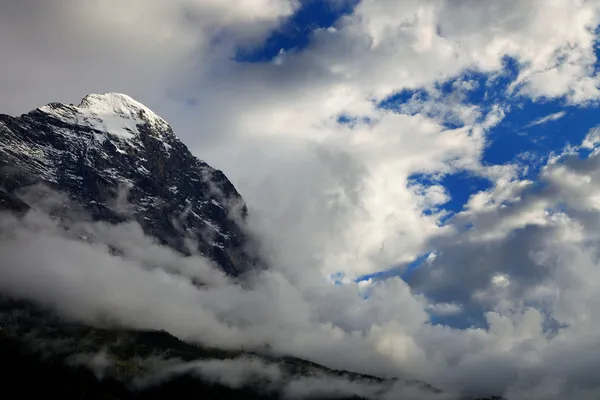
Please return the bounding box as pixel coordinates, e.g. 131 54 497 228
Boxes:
6 151 600 400
2 0 599 283
0 196 455 398
400 134 600 396
137 356 456 400
525 111 567 128
138 357 283 392
0 202 403 376
0 0 296 115
427 302 463 317
582 125 600 149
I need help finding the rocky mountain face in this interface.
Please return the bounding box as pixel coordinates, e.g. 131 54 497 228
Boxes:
0 93 257 276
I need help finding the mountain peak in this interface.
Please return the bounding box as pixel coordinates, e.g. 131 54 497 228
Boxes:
37 92 172 141
78 93 166 126
1 93 255 276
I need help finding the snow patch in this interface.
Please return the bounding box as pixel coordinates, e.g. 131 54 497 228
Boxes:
113 145 127 155
93 133 106 143
163 142 173 155
211 241 225 249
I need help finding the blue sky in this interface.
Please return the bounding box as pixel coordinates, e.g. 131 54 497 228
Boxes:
236 0 600 327
236 0 360 62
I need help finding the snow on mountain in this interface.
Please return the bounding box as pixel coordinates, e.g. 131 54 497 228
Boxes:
0 93 258 276
39 92 172 142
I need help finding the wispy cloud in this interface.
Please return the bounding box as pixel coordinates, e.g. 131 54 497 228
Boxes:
136 357 455 400
525 111 566 128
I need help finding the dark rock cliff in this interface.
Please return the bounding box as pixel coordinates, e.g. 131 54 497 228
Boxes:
0 92 256 276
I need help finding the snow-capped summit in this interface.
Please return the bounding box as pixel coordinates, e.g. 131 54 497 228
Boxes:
0 93 258 276
79 92 163 122
38 92 173 142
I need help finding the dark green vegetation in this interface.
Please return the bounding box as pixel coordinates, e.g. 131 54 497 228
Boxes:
0 334 284 399
0 298 377 399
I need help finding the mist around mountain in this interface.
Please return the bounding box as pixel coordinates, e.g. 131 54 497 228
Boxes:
0 93 506 400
